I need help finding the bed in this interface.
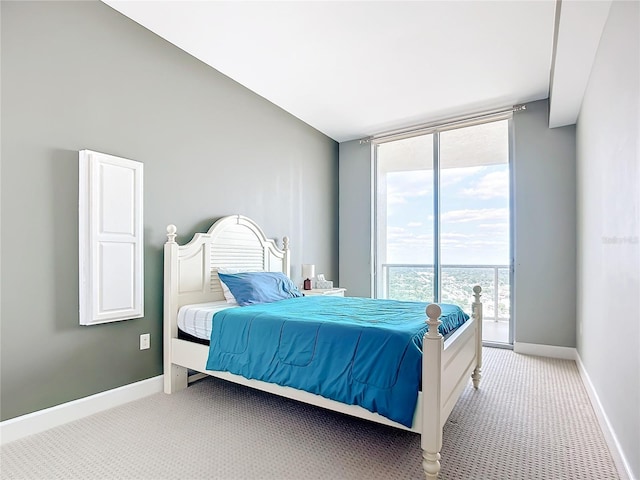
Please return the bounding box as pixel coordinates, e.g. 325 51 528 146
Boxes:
164 214 483 479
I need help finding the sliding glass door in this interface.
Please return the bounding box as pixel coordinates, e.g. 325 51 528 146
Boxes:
375 134 434 301
374 118 512 345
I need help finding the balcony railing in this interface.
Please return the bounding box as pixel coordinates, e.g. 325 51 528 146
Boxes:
380 264 510 322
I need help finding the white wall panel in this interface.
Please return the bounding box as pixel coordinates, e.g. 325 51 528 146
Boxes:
99 243 134 312
100 163 135 234
79 150 144 325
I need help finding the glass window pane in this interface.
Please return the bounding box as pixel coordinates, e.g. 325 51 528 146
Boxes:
439 120 510 343
375 134 434 301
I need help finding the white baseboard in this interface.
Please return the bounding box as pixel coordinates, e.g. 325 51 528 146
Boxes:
575 354 635 480
513 342 577 360
0 375 164 445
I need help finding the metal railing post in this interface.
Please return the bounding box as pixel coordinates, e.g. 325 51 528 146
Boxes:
493 267 499 322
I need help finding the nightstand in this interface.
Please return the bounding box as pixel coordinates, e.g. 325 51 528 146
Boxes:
303 288 346 297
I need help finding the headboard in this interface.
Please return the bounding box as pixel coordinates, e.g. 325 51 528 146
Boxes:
163 215 290 338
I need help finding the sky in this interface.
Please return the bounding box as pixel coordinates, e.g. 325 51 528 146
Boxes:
383 163 510 266
376 119 510 267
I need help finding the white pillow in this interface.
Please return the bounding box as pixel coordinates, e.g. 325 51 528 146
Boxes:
219 279 237 304
215 267 248 304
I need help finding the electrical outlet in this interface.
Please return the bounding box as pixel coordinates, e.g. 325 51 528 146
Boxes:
140 333 150 350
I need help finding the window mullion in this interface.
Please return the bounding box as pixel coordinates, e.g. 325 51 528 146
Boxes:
433 132 441 303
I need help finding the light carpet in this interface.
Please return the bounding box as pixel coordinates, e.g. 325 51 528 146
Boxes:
0 348 621 479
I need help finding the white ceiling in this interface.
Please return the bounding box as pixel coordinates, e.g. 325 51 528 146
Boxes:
103 1 612 143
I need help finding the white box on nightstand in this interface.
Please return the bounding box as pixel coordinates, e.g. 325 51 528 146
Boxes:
303 288 346 297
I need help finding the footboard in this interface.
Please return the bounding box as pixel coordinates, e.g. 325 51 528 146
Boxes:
421 286 482 479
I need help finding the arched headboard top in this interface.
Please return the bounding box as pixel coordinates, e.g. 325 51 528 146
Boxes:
164 215 291 312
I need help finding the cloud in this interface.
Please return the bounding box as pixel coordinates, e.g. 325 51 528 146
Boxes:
384 171 433 208
441 208 508 224
441 232 469 242
440 233 469 247
439 232 507 250
462 170 509 199
387 230 433 246
407 222 423 227
476 222 510 237
462 239 509 248
478 222 509 230
387 188 430 206
440 166 486 187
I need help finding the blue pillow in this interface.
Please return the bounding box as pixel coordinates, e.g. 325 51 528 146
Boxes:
218 272 303 306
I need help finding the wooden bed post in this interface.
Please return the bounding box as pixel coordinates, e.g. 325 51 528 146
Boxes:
282 236 291 278
471 285 483 389
164 224 188 394
422 303 443 479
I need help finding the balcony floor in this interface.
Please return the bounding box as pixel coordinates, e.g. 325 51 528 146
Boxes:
483 319 510 344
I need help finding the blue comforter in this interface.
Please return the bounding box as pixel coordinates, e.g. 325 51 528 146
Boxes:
205 296 469 427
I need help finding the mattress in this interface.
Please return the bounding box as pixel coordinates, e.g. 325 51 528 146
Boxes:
177 298 467 344
177 301 237 340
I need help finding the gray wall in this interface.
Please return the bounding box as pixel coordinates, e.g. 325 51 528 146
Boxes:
339 99 577 348
338 140 372 297
576 1 639 476
512 99 576 347
1 1 338 421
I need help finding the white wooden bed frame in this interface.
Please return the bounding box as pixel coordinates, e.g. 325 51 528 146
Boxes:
163 214 483 479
